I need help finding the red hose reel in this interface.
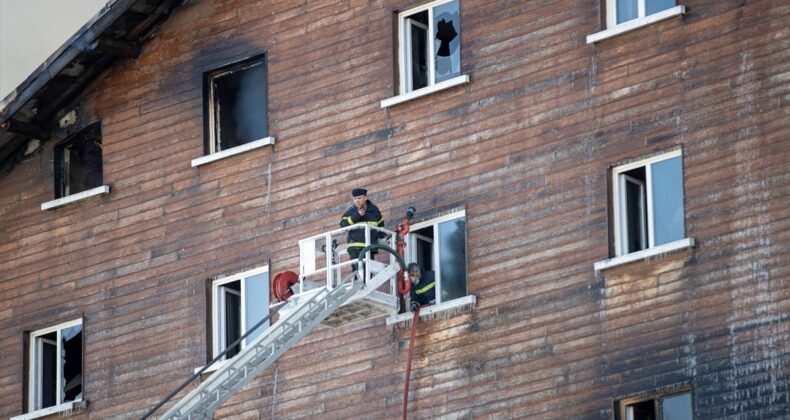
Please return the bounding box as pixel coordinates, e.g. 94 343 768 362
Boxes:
271 270 299 302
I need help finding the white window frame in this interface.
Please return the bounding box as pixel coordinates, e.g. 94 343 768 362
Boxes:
381 0 470 108
587 2 685 44
405 209 467 305
618 388 693 420
210 265 269 360
27 319 83 413
612 149 683 257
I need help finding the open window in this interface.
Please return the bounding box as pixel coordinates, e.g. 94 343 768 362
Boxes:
612 150 685 257
398 0 462 93
53 122 102 199
210 266 270 361
203 55 268 156
616 388 693 420
406 210 468 305
27 319 83 413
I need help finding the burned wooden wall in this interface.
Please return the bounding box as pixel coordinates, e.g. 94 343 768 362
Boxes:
1 0 788 418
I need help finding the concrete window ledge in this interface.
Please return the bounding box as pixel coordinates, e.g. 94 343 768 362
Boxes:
594 237 695 273
380 75 470 108
191 136 276 167
41 185 110 211
586 6 686 44
11 400 86 420
386 295 476 327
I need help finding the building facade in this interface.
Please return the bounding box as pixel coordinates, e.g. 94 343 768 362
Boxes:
1 0 788 418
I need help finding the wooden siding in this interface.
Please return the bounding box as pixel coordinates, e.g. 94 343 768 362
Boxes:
1 0 788 418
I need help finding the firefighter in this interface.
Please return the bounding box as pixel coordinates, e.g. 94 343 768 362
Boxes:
339 188 385 271
408 263 435 310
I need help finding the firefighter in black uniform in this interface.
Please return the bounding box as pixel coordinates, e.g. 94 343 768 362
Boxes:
339 188 385 271
408 263 436 310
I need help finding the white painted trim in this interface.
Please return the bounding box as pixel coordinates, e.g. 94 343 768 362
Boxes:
194 359 229 375
587 6 686 44
191 136 275 167
210 265 270 359
41 185 110 211
386 295 476 326
380 74 469 108
594 237 694 272
11 400 86 420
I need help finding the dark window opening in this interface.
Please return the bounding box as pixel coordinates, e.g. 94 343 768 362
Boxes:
205 55 268 154
622 166 647 253
221 280 242 358
616 390 693 420
54 123 102 199
400 0 461 93
406 11 429 91
31 322 82 411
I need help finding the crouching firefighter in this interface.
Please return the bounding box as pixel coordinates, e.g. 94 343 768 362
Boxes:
408 263 435 311
339 188 386 272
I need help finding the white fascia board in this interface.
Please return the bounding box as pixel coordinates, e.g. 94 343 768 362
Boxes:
587 6 686 44
380 74 470 108
191 136 276 168
41 185 110 211
11 400 86 420
594 237 695 272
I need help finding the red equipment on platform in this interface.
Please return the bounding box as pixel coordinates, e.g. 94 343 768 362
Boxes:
272 271 299 301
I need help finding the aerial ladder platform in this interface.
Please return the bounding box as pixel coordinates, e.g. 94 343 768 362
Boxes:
149 222 409 419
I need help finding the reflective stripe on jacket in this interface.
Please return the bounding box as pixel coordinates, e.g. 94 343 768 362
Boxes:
339 200 385 248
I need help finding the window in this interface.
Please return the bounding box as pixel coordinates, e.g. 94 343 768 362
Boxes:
612 150 685 257
616 390 693 420
204 55 268 155
406 210 467 304
211 266 270 360
608 0 676 26
53 123 102 199
27 319 83 412
398 0 461 94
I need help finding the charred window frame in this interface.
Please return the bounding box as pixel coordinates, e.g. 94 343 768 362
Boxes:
615 385 693 420
398 0 461 94
27 319 83 413
203 55 268 155
53 123 102 199
210 266 270 361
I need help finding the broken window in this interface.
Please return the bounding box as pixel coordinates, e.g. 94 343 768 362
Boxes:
53 122 102 199
204 55 268 154
612 150 685 256
211 266 270 361
399 0 461 93
28 319 83 412
406 210 467 305
609 0 677 26
616 390 693 420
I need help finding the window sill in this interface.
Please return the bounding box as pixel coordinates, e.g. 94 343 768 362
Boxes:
594 237 695 273
41 185 110 211
386 295 476 327
11 400 86 420
380 75 470 108
191 136 276 168
586 6 686 44
194 358 229 375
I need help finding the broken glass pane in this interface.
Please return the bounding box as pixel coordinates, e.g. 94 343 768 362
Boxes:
61 324 82 403
433 0 461 83
438 217 466 302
